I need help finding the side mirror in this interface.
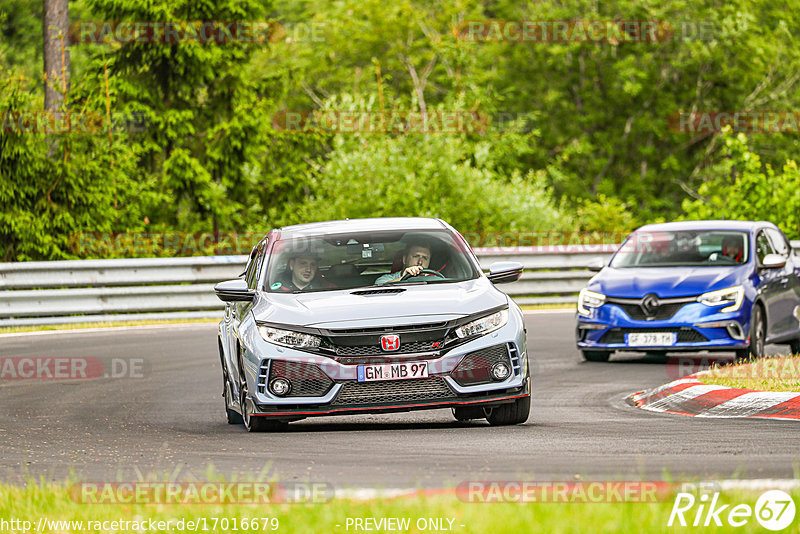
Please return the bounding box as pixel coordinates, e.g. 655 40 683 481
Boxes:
761 254 786 269
487 261 523 284
587 258 606 272
215 279 255 302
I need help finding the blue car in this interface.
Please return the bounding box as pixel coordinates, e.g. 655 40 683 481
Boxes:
576 221 800 361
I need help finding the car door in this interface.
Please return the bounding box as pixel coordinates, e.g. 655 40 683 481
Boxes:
765 228 800 337
755 229 788 340
223 245 257 371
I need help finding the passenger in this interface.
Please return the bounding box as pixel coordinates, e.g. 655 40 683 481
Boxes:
376 242 433 284
272 253 332 292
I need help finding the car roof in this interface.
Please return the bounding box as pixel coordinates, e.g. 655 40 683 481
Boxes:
634 220 776 233
275 217 449 238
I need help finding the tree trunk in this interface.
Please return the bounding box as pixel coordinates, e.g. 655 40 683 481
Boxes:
43 0 69 112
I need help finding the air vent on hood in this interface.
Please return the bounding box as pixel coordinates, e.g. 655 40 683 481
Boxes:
350 288 407 296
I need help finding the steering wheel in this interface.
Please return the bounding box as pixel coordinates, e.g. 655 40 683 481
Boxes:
399 268 447 281
708 252 738 264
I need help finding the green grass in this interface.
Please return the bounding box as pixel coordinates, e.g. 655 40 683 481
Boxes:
1 481 799 533
0 318 219 335
698 355 800 392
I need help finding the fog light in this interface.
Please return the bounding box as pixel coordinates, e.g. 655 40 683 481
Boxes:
269 378 291 396
490 362 511 381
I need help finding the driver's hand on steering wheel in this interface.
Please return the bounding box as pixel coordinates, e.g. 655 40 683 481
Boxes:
402 265 425 277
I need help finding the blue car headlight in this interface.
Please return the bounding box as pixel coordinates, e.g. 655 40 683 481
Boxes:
455 309 509 338
258 326 322 348
698 285 744 313
577 289 606 316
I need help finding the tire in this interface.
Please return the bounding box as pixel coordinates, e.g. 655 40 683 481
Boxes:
452 406 485 421
582 350 611 362
789 338 800 356
747 304 767 359
238 355 288 433
484 395 531 426
219 343 243 424
224 376 243 425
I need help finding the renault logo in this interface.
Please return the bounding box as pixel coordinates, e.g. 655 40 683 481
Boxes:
641 294 660 317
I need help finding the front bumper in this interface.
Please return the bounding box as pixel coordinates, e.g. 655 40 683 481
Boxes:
576 300 751 352
242 313 529 418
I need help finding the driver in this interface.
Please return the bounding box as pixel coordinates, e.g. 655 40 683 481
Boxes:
722 236 743 262
375 242 433 284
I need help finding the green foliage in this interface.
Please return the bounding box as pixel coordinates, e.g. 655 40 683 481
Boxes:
3 0 800 259
575 194 639 238
682 132 800 239
0 74 147 260
288 126 569 234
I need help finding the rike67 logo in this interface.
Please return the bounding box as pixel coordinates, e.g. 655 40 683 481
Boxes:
669 490 796 530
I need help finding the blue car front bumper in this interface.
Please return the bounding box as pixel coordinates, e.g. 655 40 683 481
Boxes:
576 300 752 352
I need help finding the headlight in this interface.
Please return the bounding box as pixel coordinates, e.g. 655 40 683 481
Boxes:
455 309 509 339
698 286 744 313
577 289 606 316
258 326 322 348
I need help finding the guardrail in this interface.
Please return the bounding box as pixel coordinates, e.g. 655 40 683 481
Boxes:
1 242 797 326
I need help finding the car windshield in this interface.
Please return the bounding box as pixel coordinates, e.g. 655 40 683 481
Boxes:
264 229 480 293
610 230 749 268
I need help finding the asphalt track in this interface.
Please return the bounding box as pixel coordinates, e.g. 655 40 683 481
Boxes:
1 312 797 488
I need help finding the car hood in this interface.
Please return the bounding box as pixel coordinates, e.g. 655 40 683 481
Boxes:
588 266 749 298
251 278 508 328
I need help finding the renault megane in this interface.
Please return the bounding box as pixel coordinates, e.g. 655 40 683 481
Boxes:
576 221 800 361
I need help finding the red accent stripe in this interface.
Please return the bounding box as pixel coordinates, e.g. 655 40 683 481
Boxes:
634 381 702 407
667 387 753 416
252 393 529 417
749 395 800 420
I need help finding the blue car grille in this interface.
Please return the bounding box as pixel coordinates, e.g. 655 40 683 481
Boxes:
612 302 687 321
599 327 708 344
332 378 453 405
606 296 697 321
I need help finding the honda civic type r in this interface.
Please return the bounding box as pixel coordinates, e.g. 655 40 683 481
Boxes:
576 220 800 362
215 217 530 431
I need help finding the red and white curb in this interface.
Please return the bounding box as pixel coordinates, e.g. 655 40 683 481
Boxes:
631 373 800 420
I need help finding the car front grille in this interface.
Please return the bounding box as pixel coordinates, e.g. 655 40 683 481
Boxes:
598 327 708 344
331 377 453 406
612 302 687 321
262 360 334 397
334 341 440 357
451 344 513 386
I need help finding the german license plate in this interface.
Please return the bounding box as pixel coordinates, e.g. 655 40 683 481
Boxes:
357 361 429 382
626 332 677 346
